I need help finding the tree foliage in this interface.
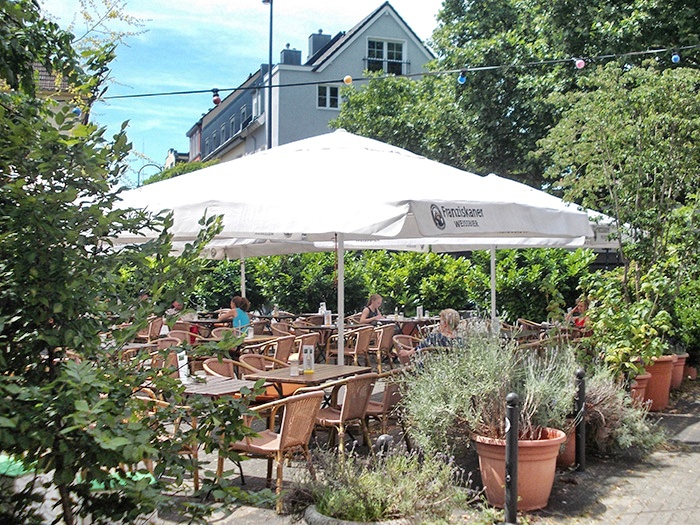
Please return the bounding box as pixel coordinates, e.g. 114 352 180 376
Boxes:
334 0 698 186
0 2 257 523
143 158 220 185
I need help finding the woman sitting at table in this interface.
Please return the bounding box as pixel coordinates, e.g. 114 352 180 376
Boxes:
416 308 461 350
359 294 385 325
216 295 251 334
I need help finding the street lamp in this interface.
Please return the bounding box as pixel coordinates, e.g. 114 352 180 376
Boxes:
262 0 273 150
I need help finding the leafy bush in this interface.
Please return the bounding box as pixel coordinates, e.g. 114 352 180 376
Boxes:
188 247 596 322
401 334 579 447
584 365 665 457
286 447 471 523
673 278 700 366
582 266 674 381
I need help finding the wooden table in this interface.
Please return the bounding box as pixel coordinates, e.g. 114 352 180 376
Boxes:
243 364 371 396
182 376 261 398
239 334 277 346
119 341 157 361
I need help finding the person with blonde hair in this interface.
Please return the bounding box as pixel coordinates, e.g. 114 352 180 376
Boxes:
359 293 385 325
416 308 461 349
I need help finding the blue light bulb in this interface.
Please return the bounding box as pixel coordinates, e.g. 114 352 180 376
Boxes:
671 52 680 64
457 69 467 85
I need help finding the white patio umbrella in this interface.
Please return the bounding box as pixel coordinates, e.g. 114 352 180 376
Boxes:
116 130 593 361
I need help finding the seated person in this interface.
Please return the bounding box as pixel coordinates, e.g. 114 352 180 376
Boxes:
565 298 590 336
165 299 197 321
398 309 462 367
416 308 461 350
216 295 251 334
359 294 385 325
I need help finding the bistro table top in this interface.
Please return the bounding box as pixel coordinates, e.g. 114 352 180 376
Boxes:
182 376 261 398
253 312 297 320
243 363 371 387
239 334 277 346
189 317 222 325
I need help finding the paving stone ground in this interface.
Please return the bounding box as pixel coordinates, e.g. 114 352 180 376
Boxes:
149 377 700 525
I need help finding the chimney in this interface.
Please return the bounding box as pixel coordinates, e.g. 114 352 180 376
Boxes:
280 43 301 65
308 29 331 60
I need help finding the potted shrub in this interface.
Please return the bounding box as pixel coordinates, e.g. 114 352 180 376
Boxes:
400 333 578 511
581 268 674 410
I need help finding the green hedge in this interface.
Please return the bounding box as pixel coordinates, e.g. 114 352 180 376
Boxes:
190 248 596 323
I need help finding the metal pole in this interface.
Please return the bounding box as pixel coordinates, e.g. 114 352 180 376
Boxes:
503 392 519 525
263 0 273 150
575 368 586 471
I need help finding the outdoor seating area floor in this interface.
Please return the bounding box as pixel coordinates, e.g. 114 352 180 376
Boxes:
152 379 700 524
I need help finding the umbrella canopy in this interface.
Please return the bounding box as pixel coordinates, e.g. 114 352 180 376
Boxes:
116 129 592 245
116 130 594 360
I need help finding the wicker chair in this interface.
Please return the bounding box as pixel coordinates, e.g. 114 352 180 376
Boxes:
325 325 374 366
392 334 421 366
216 391 324 513
365 369 404 434
134 316 164 343
306 372 378 453
202 357 237 378
368 324 396 372
292 332 320 363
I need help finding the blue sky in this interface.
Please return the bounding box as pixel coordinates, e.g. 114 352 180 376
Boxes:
41 1 444 186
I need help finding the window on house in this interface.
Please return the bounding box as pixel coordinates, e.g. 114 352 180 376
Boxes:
212 130 218 148
252 89 260 116
230 116 236 136
221 124 227 143
240 105 249 130
367 39 404 75
204 138 210 156
317 85 340 109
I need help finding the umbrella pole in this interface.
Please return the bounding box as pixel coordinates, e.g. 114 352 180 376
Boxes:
240 254 247 297
490 246 497 330
336 233 345 365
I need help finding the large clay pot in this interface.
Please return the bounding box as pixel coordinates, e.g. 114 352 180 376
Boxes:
473 427 566 511
556 429 576 468
630 372 651 406
671 353 689 389
645 355 676 411
684 365 697 381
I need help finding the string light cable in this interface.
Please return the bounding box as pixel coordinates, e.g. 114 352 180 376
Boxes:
101 43 699 101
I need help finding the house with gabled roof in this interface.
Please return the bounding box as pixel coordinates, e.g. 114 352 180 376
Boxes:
187 1 434 163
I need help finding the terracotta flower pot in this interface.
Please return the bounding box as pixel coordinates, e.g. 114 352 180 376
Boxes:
473 427 566 511
684 365 697 381
645 355 676 411
630 372 651 406
671 353 689 389
556 429 576 468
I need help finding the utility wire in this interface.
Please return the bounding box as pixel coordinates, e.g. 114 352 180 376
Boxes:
102 43 700 101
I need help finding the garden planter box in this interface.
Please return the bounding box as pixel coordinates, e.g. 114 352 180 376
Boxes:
473 427 566 511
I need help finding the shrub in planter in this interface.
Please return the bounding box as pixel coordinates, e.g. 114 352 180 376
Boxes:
401 334 578 445
581 267 674 384
400 335 578 510
584 365 665 457
285 447 472 523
